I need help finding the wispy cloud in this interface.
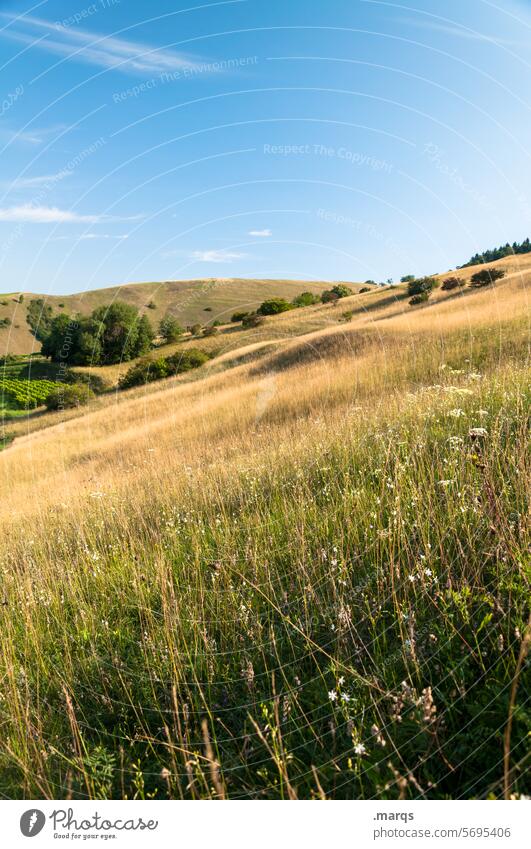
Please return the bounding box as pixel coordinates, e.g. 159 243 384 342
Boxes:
52 233 129 241
191 249 247 264
0 124 70 146
406 18 525 48
7 170 71 189
249 229 272 237
190 249 247 264
0 205 140 224
0 13 202 75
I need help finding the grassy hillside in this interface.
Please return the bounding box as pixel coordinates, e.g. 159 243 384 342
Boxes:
0 277 341 356
0 257 529 800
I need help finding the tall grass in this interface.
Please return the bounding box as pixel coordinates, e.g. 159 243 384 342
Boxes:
0 308 529 799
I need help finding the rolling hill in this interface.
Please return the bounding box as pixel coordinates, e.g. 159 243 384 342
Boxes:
0 253 529 800
0 277 349 356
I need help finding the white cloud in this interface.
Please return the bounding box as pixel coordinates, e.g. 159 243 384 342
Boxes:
0 205 140 224
8 171 71 189
0 13 202 75
52 233 129 241
0 124 70 146
249 229 272 237
190 249 246 264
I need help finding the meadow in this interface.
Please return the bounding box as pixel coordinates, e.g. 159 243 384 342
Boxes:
0 260 529 800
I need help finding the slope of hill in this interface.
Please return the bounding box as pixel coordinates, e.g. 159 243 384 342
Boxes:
0 256 529 800
0 277 347 356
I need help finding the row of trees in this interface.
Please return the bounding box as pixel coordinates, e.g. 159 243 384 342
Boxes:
408 268 506 306
231 285 356 324
32 302 154 365
461 238 531 268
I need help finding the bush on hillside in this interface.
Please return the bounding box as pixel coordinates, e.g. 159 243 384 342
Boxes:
441 276 465 291
242 313 265 328
470 268 506 287
400 274 416 283
332 284 353 298
189 323 203 336
202 325 219 337
292 292 321 307
359 287 371 294
409 292 430 306
118 357 169 389
146 300 156 310
119 349 211 390
0 317 11 327
64 370 110 394
321 290 340 304
45 383 94 410
258 298 294 316
408 276 437 297
165 349 210 374
231 311 249 323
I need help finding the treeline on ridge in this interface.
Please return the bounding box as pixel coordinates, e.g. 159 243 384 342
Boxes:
461 237 531 268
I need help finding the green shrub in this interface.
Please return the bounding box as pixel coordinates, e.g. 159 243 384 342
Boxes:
0 317 11 327
441 276 465 291
118 357 169 390
146 300 157 309
321 290 340 304
292 292 321 307
242 313 265 328
165 349 210 375
341 310 354 322
400 274 416 283
358 287 371 294
409 292 430 306
65 370 110 394
202 325 219 337
258 298 294 316
408 276 437 297
45 383 94 410
190 323 203 336
119 349 211 390
470 268 506 287
231 311 249 323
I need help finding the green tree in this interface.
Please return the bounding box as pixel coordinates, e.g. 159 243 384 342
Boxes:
91 302 152 364
408 276 436 297
470 268 506 287
41 314 80 362
258 298 294 316
27 299 54 342
159 314 184 342
136 314 155 355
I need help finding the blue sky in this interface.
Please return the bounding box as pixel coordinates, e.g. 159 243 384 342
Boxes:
1 0 531 294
